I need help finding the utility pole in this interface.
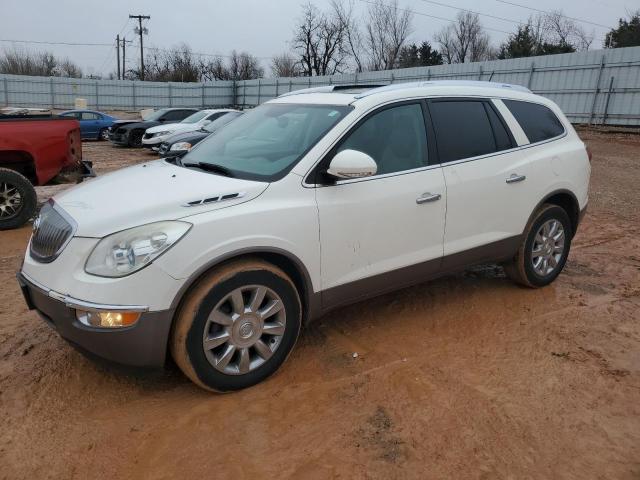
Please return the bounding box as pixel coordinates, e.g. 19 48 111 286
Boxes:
116 34 121 80
129 14 150 80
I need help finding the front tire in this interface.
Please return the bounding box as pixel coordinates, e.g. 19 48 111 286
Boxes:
98 128 109 141
504 204 572 288
0 168 37 230
170 259 302 392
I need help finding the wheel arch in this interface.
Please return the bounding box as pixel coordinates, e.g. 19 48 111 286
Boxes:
168 247 319 327
0 150 37 184
527 189 580 237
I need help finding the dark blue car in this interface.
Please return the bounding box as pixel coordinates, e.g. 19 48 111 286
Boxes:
58 110 118 140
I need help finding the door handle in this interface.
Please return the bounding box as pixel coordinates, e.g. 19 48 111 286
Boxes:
506 174 526 184
416 193 441 204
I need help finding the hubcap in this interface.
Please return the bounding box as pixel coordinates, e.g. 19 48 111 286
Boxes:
202 285 286 375
0 182 23 219
531 219 565 276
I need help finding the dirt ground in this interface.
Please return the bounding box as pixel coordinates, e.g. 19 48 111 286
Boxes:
1 131 639 479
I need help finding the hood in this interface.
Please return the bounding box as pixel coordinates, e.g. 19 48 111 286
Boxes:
166 129 210 145
54 160 269 237
146 122 191 135
110 119 141 129
120 120 160 131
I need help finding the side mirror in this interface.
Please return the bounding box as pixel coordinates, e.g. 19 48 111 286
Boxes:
202 120 212 126
159 117 167 122
327 149 377 180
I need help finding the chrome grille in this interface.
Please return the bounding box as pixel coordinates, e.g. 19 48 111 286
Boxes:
30 203 75 263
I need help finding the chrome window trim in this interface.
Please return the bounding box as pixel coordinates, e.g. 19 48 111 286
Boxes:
302 95 568 188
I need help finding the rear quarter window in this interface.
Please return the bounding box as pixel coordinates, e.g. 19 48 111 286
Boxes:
503 100 565 144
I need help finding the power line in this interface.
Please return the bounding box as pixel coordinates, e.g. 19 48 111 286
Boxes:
493 0 613 29
357 0 513 34
0 38 112 47
416 0 527 27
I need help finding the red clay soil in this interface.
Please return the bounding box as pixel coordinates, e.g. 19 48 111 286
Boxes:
0 132 638 479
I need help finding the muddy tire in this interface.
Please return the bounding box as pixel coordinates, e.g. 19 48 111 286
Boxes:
128 130 144 148
170 258 302 392
504 204 572 288
0 168 37 230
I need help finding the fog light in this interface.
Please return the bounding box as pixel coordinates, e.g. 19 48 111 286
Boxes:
76 310 141 328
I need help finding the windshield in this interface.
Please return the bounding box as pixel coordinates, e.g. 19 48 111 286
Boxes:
144 109 170 121
183 104 351 181
181 111 210 124
203 112 243 133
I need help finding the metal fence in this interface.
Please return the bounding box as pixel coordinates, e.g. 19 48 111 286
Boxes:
237 46 640 126
0 74 234 110
2 45 640 125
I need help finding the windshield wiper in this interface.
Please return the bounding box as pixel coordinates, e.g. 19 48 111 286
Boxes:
183 161 234 177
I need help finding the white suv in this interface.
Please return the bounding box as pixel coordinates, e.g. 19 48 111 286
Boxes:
17 81 590 392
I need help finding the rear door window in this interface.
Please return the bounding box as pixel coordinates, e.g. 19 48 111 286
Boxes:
429 100 506 163
503 100 564 143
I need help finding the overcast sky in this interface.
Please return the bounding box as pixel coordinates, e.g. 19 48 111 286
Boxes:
1 0 636 76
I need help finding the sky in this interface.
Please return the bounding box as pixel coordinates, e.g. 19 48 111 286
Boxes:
0 0 636 77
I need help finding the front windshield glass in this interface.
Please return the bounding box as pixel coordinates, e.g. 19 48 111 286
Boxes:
144 109 169 121
203 112 243 133
183 103 351 181
181 111 210 124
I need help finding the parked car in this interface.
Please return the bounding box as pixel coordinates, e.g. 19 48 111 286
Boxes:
157 111 244 157
142 109 239 150
17 81 590 392
0 112 94 229
58 110 117 140
109 108 199 147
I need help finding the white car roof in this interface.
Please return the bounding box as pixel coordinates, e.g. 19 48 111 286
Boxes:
267 80 546 107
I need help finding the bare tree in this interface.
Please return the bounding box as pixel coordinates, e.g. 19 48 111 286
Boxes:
364 0 413 70
542 11 593 50
331 0 364 72
135 44 201 82
271 53 301 77
292 2 348 76
0 47 82 77
435 12 492 64
201 51 264 81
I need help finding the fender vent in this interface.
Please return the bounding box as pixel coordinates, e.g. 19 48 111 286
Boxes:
183 192 244 207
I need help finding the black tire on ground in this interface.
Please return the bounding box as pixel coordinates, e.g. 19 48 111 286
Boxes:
0 168 37 231
503 204 573 288
170 258 302 392
128 130 144 147
98 128 109 141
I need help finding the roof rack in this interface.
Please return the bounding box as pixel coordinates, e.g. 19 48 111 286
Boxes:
277 80 532 99
354 80 532 98
278 83 387 98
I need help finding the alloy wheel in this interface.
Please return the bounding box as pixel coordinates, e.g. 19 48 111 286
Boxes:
531 219 565 276
202 285 286 375
0 182 22 220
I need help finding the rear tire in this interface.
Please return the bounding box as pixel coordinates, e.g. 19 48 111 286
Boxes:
128 130 144 147
170 258 302 392
0 168 37 230
504 204 572 288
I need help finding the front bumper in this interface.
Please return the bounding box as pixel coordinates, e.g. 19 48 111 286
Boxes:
17 271 174 368
109 131 130 146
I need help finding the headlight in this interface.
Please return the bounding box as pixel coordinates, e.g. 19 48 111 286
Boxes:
170 142 192 151
153 131 171 137
85 221 191 277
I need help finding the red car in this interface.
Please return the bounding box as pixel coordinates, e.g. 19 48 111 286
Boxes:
0 112 94 229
